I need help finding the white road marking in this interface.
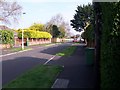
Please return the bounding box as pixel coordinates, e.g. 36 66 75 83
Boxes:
51 79 59 88
0 49 32 57
51 79 69 88
43 56 56 65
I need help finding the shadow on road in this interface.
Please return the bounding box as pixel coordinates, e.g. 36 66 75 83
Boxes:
2 43 95 88
2 43 72 86
40 43 71 55
2 57 47 86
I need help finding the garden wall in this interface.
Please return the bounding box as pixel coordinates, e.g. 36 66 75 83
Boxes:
0 44 11 49
14 38 51 47
51 38 64 43
0 38 51 49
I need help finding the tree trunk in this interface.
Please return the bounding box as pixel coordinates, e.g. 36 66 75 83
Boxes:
93 2 102 90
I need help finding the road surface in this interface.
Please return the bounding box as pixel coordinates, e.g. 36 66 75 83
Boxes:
2 43 71 86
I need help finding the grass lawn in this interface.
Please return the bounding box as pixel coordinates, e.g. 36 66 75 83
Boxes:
40 43 56 47
6 42 63 53
40 42 63 46
56 46 77 56
30 43 61 47
74 42 80 44
3 65 63 88
11 47 32 52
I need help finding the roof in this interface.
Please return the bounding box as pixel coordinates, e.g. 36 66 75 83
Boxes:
0 25 17 35
0 25 11 30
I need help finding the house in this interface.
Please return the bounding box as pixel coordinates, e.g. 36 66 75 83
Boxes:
0 25 11 30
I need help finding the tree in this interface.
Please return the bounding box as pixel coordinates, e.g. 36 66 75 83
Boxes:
71 4 94 45
81 24 94 47
52 25 60 38
49 14 64 26
0 0 22 24
58 24 66 38
29 23 45 31
45 22 53 34
45 14 70 38
45 14 64 33
58 22 68 38
70 4 93 32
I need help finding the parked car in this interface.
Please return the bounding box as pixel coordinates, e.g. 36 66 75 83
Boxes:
73 39 78 42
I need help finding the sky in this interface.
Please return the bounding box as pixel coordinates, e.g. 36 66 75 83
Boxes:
10 0 92 35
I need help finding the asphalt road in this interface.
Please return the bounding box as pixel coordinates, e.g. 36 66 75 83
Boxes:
2 43 72 86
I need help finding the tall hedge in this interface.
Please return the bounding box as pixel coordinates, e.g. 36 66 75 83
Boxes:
0 30 14 45
18 30 52 39
100 2 120 88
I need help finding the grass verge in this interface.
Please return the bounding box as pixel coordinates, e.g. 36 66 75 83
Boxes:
74 42 80 44
40 42 63 46
40 43 57 47
3 65 63 88
56 46 77 56
30 43 62 47
11 47 32 52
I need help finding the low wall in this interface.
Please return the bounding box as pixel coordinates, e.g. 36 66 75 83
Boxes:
28 38 51 46
0 44 11 49
14 38 51 46
51 38 64 43
0 38 65 49
0 38 51 49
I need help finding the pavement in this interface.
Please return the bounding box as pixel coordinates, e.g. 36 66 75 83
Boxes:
2 43 95 88
47 44 95 88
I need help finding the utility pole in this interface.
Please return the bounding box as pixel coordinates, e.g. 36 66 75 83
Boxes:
21 12 26 50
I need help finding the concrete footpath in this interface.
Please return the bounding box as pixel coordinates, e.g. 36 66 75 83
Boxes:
48 45 95 88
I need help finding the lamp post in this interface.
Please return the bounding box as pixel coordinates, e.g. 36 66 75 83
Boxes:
21 12 26 50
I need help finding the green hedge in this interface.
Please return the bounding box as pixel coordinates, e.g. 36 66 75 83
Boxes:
0 30 14 44
18 30 52 39
100 2 120 88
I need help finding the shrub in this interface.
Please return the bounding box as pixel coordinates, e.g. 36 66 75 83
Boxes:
18 30 52 39
100 2 120 88
0 30 14 45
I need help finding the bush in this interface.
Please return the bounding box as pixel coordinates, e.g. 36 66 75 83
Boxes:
0 30 14 45
18 30 52 39
100 2 120 88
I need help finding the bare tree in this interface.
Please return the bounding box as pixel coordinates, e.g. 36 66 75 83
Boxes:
49 14 64 26
45 14 71 38
0 0 22 24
